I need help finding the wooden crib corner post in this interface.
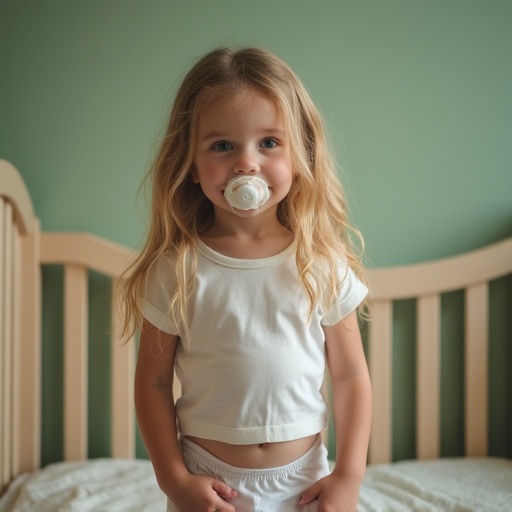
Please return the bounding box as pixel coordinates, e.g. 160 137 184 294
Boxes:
1 161 42 483
18 219 42 473
0 199 13 489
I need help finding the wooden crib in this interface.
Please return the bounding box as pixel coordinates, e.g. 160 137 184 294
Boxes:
1 159 511 511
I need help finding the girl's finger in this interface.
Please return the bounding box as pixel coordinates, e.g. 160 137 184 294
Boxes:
211 479 238 500
298 482 320 505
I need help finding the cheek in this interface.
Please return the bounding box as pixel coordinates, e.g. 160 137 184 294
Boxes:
194 161 227 189
273 156 294 184
203 165 226 184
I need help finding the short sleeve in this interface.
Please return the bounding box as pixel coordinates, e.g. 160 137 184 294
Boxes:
321 265 368 326
140 253 179 335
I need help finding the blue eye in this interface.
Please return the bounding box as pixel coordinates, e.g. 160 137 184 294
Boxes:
213 141 232 152
262 138 277 149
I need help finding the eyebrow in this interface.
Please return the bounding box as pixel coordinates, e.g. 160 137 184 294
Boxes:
200 128 286 141
201 131 225 141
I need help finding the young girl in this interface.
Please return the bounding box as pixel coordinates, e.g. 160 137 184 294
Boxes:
122 47 372 512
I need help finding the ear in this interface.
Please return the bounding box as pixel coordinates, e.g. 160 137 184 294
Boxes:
190 165 200 183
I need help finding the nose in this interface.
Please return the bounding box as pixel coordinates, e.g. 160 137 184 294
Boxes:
234 147 260 174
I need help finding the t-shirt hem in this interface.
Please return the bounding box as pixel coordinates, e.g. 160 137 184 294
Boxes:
178 416 327 445
141 299 178 334
321 284 369 326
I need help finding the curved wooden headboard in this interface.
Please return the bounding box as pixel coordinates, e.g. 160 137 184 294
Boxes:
1 160 510 491
0 160 41 487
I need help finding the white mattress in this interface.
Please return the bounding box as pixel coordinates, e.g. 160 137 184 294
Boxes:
358 458 512 511
1 457 511 511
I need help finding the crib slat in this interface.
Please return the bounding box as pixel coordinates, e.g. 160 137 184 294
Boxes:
416 294 440 459
465 283 489 456
111 284 136 459
110 341 135 458
368 300 393 464
64 265 89 461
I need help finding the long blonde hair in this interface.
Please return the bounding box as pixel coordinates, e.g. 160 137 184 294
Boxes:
120 47 366 339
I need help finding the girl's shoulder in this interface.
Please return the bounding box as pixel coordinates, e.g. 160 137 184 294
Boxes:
145 250 178 288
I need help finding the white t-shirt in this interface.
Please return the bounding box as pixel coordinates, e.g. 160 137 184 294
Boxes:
142 240 368 444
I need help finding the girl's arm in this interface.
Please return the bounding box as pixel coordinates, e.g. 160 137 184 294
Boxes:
299 310 372 511
135 319 238 512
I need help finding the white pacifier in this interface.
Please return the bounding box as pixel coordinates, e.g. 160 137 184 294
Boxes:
224 176 270 210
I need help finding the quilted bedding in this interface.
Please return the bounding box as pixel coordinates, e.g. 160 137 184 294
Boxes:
1 457 511 511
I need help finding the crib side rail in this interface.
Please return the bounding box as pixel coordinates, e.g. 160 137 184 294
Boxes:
3 155 511 478
366 237 512 464
40 233 137 461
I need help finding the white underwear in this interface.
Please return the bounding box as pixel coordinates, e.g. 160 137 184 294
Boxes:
166 437 330 512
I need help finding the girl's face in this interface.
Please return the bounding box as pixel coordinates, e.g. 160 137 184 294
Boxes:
192 90 294 219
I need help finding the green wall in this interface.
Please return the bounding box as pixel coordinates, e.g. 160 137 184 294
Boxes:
1 1 511 464
2 0 511 266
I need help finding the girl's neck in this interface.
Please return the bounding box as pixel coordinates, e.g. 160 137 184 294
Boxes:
200 211 293 260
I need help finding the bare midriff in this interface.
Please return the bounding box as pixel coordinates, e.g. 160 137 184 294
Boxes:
185 434 319 469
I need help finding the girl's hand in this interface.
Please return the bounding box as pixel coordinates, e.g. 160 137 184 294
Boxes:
167 473 238 512
298 473 360 512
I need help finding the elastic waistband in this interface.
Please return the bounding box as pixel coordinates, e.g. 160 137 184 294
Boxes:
181 436 325 481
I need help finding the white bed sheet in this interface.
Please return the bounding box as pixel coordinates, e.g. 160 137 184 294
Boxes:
358 458 512 512
1 457 511 511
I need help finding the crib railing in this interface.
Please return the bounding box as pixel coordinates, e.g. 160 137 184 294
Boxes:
31 233 512 467
39 233 137 461
1 160 140 489
367 238 512 463
1 159 511 491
